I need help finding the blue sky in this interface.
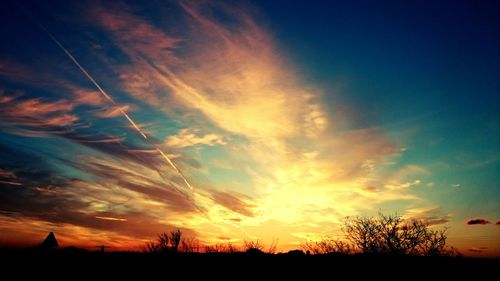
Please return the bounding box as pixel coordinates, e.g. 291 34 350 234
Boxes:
0 0 498 255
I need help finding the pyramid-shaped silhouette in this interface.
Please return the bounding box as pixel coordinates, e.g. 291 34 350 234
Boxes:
39 232 59 249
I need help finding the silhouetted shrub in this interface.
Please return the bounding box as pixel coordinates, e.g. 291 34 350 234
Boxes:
170 229 181 252
267 238 279 254
145 229 182 253
180 237 200 253
244 240 264 252
301 239 352 255
204 243 239 253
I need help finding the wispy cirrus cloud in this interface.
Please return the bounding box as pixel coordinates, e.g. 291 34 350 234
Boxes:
70 87 105 106
0 142 200 247
90 1 326 140
0 92 78 127
210 190 255 217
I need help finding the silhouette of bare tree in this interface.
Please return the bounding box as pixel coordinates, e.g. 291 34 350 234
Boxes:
344 213 458 256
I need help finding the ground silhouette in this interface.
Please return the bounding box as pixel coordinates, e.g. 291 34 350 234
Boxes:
1 214 497 277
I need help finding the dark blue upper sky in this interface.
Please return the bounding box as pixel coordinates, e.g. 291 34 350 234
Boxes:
257 0 500 119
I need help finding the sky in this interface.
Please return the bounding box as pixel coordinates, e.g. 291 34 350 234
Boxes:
0 0 498 256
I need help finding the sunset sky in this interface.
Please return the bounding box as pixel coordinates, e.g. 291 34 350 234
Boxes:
0 0 498 256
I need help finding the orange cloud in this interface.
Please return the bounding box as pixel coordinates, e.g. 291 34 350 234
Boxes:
95 216 127 222
70 87 105 106
0 92 78 127
91 3 180 64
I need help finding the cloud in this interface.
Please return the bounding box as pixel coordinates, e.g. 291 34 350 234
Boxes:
468 247 488 253
92 104 133 118
0 142 200 241
0 59 50 86
0 168 16 179
363 186 377 192
95 216 127 222
0 89 21 104
86 3 405 235
90 3 180 64
210 190 255 217
0 61 108 110
165 128 226 148
90 1 327 140
385 179 421 190
405 207 451 226
0 93 78 127
0 168 21 186
0 89 177 174
55 131 167 170
466 218 491 225
70 87 105 106
0 1 431 250
69 157 200 213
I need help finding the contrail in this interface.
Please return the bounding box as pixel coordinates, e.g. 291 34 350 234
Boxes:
18 3 193 191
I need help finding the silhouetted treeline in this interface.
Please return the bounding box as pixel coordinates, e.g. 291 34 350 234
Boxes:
145 213 458 257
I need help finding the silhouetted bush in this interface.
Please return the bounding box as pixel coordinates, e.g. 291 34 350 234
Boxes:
267 238 279 254
243 240 264 253
170 229 181 252
145 229 182 253
302 239 352 255
180 237 200 253
204 243 239 253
